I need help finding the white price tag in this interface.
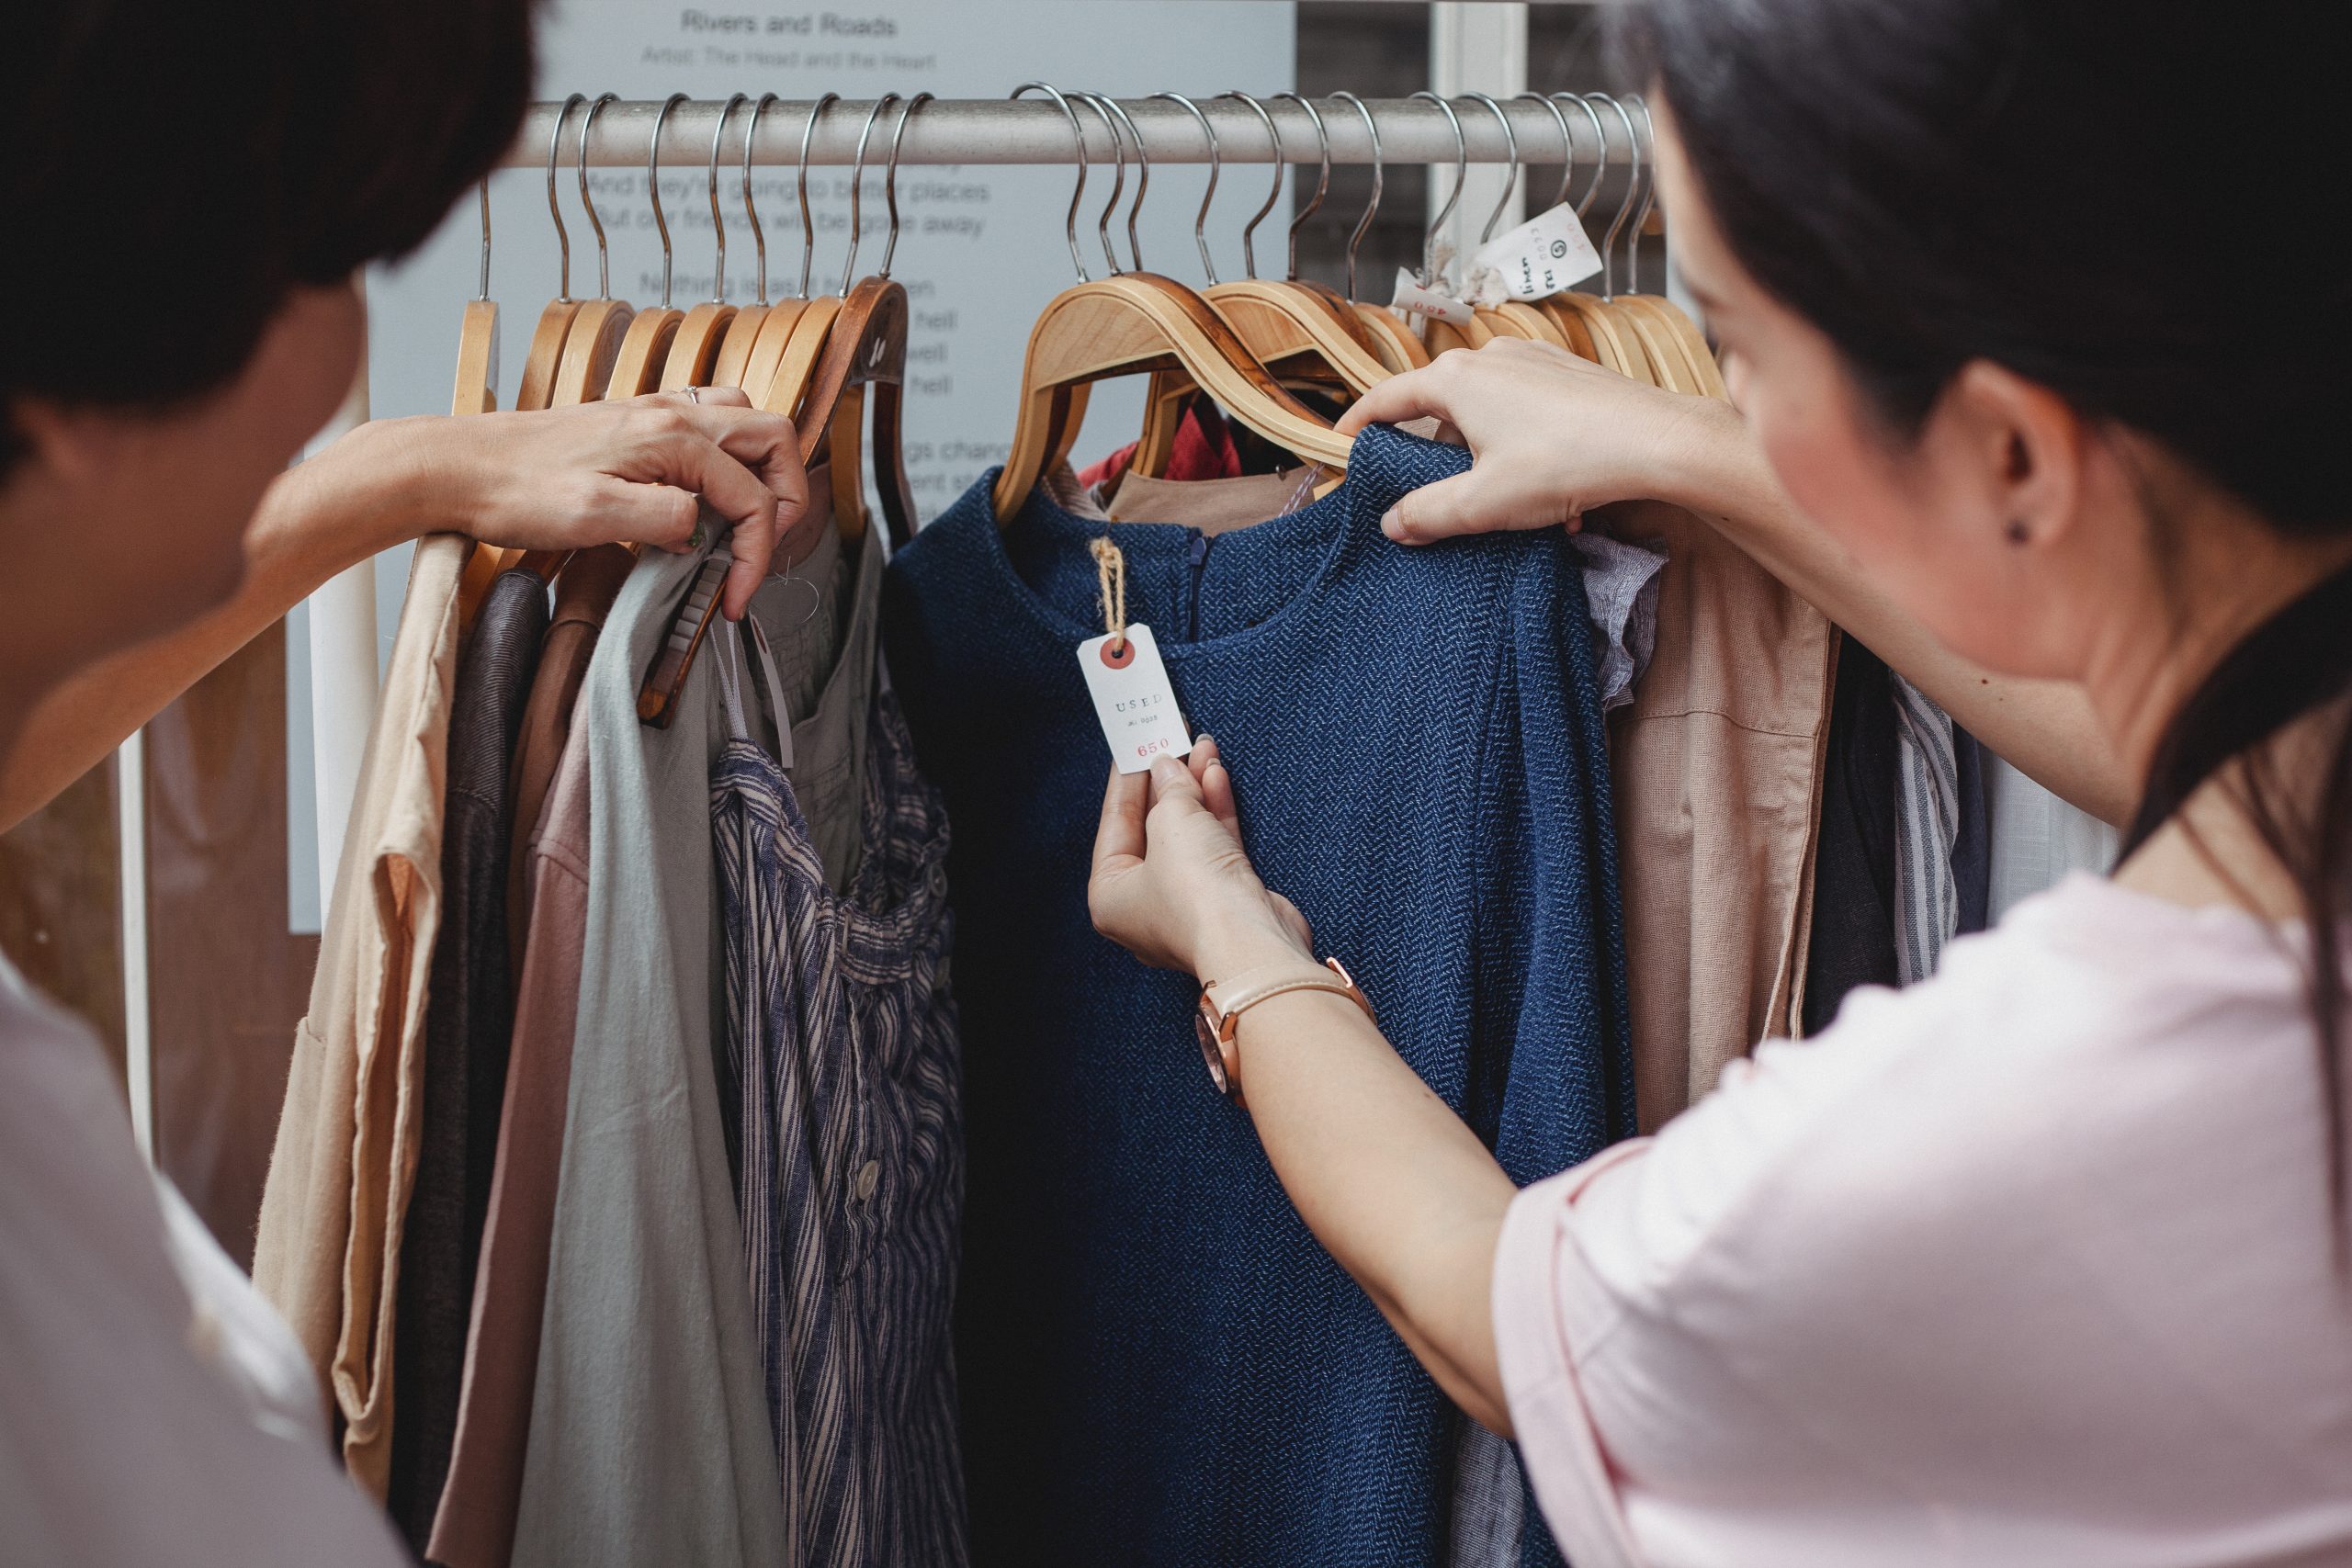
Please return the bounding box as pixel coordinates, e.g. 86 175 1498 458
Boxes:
1471 203 1602 300
1077 623 1193 773
1390 268 1476 327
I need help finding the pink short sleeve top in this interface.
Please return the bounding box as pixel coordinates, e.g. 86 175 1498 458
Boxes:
1494 873 2352 1567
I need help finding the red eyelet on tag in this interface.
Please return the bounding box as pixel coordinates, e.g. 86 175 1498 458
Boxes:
1099 637 1135 670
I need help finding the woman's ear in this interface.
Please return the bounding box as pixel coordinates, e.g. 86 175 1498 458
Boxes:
1929 359 2087 557
6 400 123 487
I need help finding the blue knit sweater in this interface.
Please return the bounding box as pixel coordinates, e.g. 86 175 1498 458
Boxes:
882 424 1634 1567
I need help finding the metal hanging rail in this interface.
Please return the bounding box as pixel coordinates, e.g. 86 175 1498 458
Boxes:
499 95 1635 168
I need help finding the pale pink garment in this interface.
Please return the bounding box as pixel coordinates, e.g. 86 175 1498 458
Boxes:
1495 873 2352 1568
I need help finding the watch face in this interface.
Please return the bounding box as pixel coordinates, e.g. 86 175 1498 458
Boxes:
1194 1008 1231 1096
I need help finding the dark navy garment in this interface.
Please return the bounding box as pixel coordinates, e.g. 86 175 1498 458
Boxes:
882 424 1634 1568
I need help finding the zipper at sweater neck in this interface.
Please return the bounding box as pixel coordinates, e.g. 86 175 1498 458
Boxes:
1185 530 1213 642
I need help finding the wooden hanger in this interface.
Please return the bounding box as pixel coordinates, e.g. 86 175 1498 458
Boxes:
1265 94 1396 369
993 85 1348 520
638 277 915 728
1072 93 1379 477
1197 94 1389 397
707 95 785 389
605 95 689 400
453 178 506 624
452 180 500 417
1430 96 1561 353
994 274 1351 519
514 95 588 413
662 94 748 390
1573 95 1682 391
548 93 634 407
734 92 837 403
1319 91 1431 375
763 93 910 423
1547 290 1645 380
637 100 931 728
1611 97 1730 399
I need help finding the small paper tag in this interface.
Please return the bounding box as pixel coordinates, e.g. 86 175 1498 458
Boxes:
1471 203 1603 300
1390 268 1476 326
1077 623 1193 773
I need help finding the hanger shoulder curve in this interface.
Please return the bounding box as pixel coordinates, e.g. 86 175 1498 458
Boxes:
708 303 772 389
452 299 501 415
1205 279 1388 396
605 306 684 400
659 302 738 391
515 299 582 412
1353 303 1432 373
760 296 844 418
738 299 811 407
990 275 1352 522
1544 293 1643 382
550 299 636 407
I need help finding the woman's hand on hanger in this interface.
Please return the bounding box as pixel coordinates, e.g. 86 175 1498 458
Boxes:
362 388 808 619
1340 337 2134 825
0 389 808 833
1336 336 1740 543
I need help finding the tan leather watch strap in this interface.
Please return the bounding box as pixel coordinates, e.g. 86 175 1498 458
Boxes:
1204 958 1372 1035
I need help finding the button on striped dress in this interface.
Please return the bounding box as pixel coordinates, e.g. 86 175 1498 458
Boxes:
712 665 966 1568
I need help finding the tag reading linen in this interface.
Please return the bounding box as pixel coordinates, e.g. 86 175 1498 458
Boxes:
1471 203 1603 299
1078 624 1193 773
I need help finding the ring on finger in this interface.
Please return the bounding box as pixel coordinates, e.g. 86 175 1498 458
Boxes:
684 386 703 405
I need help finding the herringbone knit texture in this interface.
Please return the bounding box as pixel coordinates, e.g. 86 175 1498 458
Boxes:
882 423 1634 1567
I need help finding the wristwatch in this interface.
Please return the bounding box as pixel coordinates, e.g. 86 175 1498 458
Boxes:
1194 957 1374 1105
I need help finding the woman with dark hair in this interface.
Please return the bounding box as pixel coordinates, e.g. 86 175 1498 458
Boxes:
0 2 809 1559
1091 3 2352 1562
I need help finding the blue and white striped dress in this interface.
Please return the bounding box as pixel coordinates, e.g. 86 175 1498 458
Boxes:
710 622 967 1568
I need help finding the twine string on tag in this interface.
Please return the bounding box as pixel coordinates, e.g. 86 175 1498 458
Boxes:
1090 536 1128 655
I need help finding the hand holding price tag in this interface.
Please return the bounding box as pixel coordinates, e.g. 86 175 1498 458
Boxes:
1078 625 1193 773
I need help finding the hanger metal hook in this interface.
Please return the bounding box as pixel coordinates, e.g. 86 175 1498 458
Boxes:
577 93 617 299
1273 92 1330 283
743 94 779 305
1092 96 1150 273
1151 94 1221 286
841 93 900 288
1070 95 1126 276
1462 92 1521 244
797 93 839 299
648 93 687 307
545 94 584 300
1218 92 1283 280
708 94 746 303
1513 91 1576 212
1012 83 1091 283
1409 91 1467 287
1549 93 1608 217
1330 91 1382 301
1586 94 1642 299
881 92 931 279
1625 95 1659 296
477 177 493 302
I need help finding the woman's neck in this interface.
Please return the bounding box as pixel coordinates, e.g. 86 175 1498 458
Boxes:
2095 491 2352 918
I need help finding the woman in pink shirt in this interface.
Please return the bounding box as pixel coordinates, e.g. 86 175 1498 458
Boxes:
1090 3 2352 1563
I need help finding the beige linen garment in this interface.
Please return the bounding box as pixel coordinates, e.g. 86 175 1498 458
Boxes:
1595 500 1836 1130
254 532 469 1495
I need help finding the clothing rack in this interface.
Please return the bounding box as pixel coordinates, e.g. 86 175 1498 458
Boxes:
499 95 1641 169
